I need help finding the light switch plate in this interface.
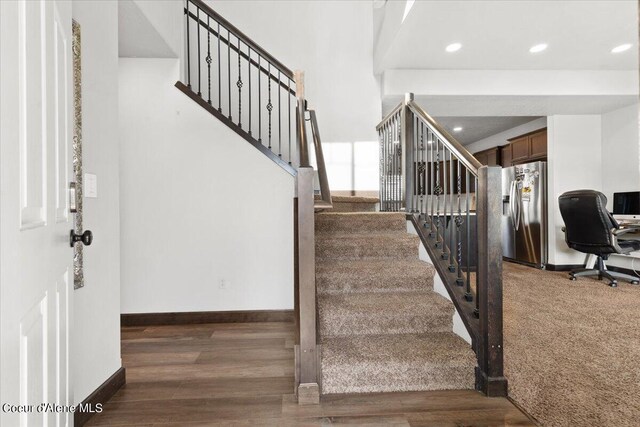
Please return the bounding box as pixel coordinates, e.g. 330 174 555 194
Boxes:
84 173 97 198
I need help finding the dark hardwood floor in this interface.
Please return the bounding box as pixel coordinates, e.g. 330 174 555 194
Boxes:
87 321 535 426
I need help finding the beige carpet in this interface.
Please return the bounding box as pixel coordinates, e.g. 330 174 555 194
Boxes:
316 211 475 394
329 195 379 212
503 262 640 426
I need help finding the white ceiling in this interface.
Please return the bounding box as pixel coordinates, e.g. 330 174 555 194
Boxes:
382 94 638 117
433 116 542 145
379 0 638 71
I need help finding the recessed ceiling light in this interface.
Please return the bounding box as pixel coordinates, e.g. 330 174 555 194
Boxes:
529 43 548 53
611 43 632 53
446 43 462 53
453 127 463 132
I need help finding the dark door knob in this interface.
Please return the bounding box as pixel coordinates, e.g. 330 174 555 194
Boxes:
70 229 93 247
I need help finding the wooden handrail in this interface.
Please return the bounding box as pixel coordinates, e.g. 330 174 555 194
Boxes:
185 9 296 96
309 109 332 209
187 0 294 79
377 97 482 176
377 94 507 397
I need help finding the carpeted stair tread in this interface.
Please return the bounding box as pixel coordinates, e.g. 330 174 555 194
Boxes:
317 259 436 294
319 291 452 338
316 232 419 261
321 332 475 394
315 212 405 233
315 207 475 395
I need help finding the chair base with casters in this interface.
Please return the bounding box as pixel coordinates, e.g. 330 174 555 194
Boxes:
569 254 639 287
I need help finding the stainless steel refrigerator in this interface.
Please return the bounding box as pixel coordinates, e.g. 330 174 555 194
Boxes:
502 161 547 268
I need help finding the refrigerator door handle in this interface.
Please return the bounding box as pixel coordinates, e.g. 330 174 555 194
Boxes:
513 180 522 231
509 180 517 230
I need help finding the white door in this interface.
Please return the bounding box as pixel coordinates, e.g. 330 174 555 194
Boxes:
1 1 74 426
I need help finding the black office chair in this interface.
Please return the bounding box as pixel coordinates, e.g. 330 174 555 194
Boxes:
558 190 640 287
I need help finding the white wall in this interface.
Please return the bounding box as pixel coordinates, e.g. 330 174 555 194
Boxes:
119 58 294 314
601 103 640 207
131 0 182 56
601 103 640 270
207 0 381 143
467 117 547 154
72 0 122 402
547 115 603 266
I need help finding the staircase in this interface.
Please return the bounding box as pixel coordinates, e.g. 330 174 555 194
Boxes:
315 211 475 394
176 0 505 403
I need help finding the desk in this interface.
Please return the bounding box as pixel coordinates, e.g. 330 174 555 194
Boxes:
585 224 640 269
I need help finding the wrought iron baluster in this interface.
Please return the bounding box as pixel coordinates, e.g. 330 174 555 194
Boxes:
418 119 425 217
465 168 473 300
227 29 231 120
388 120 392 211
196 7 201 96
379 127 384 211
383 124 388 211
237 38 242 128
398 113 403 212
434 138 441 243
429 129 435 234
206 16 211 104
288 79 292 164
217 21 221 111
442 146 449 255
388 122 392 211
456 160 465 283
248 47 252 135
278 70 282 157
392 118 396 211
395 115 401 211
416 113 420 213
258 55 262 142
390 120 394 210
186 0 191 88
387 121 391 211
448 150 456 271
474 174 480 318
267 63 272 150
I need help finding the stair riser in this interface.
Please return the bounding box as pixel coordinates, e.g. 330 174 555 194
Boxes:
318 312 451 338
316 260 436 295
315 215 405 233
316 274 430 294
329 202 377 213
316 239 418 261
321 366 474 394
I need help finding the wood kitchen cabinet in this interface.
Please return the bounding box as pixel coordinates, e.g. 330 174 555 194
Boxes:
500 144 512 167
502 128 547 166
473 128 546 168
529 130 547 159
510 135 530 162
472 147 500 166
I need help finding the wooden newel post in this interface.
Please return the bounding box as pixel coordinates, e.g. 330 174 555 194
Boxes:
293 69 320 404
476 166 508 397
295 167 319 404
402 93 414 212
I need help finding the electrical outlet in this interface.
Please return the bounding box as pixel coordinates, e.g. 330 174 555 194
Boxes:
219 279 227 289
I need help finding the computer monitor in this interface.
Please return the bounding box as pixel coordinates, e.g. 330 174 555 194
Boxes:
613 191 640 221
